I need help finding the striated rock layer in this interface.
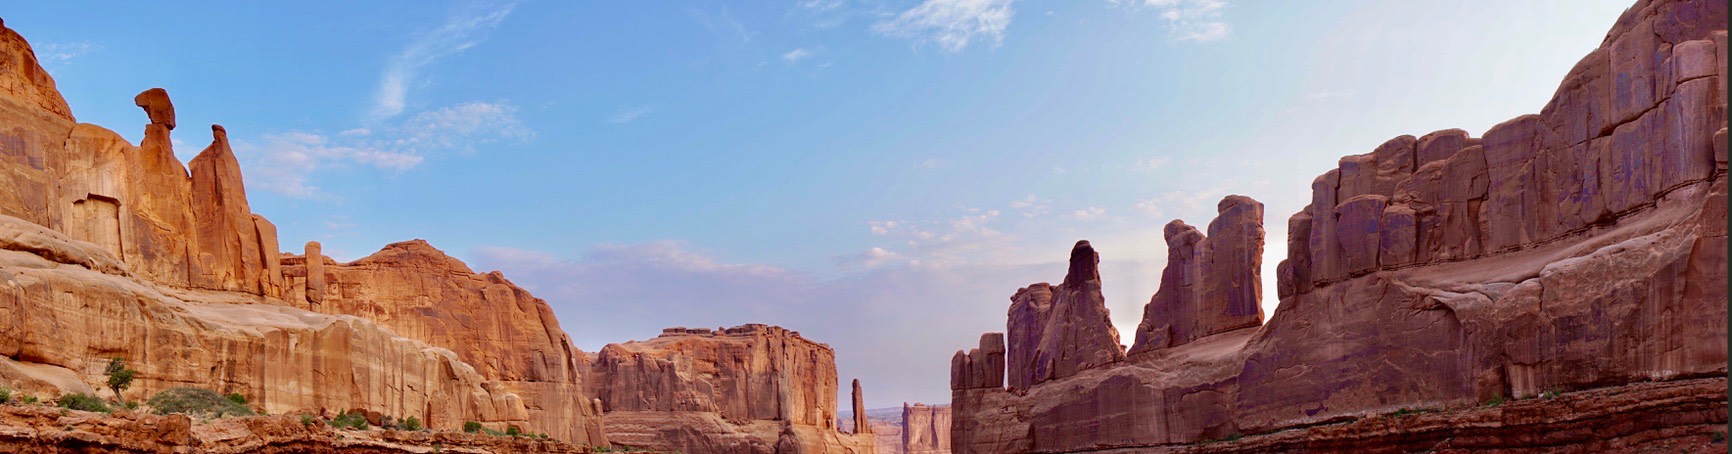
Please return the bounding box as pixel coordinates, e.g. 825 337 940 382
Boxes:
950 0 1729 452
278 239 607 444
586 325 875 453
901 403 951 454
0 18 607 445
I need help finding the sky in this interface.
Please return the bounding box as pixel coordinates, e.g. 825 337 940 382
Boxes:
9 0 1636 410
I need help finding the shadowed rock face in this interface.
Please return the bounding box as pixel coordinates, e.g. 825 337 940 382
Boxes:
990 241 1125 393
950 0 1729 452
586 324 875 453
0 20 608 445
902 403 951 454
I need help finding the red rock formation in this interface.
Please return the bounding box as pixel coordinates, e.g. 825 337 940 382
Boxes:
0 19 605 445
1131 196 1265 353
901 403 951 454
278 239 607 444
950 0 1728 451
998 241 1124 391
586 325 874 453
852 379 872 435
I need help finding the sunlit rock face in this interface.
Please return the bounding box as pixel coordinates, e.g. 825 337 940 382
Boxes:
586 324 876 453
0 19 608 445
950 0 1729 451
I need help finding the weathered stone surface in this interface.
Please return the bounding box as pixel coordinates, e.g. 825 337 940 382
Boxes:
278 239 605 444
949 1 1728 451
0 215 536 434
586 324 873 453
1131 196 1265 354
1000 241 1125 390
901 403 951 454
189 125 273 295
852 379 872 435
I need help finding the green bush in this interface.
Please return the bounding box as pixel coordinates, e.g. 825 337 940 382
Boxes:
225 393 247 405
300 414 317 427
330 411 369 430
462 420 483 433
401 416 423 431
56 393 109 413
0 387 11 404
1482 394 1506 407
506 425 522 437
19 395 38 404
103 358 136 404
146 387 254 418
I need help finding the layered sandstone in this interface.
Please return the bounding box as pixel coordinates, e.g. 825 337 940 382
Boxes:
901 403 951 454
278 239 605 444
586 325 875 453
0 18 606 445
950 0 1729 451
994 241 1125 392
1130 196 1265 353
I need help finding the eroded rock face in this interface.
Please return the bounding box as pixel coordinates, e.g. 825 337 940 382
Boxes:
901 403 951 454
586 325 874 453
1131 196 1265 353
0 20 605 445
278 239 606 444
998 241 1124 390
950 1 1728 451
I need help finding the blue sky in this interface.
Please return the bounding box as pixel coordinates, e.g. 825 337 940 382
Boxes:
12 0 1633 409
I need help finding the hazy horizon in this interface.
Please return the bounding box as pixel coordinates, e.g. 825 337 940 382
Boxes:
10 0 1635 409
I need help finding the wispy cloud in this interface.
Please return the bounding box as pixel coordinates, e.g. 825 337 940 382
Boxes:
1010 194 1050 218
1135 157 1170 171
371 2 516 120
1071 206 1108 220
782 48 815 62
237 101 532 198
1114 0 1230 43
690 7 755 43
608 105 658 124
36 42 100 70
874 0 1016 53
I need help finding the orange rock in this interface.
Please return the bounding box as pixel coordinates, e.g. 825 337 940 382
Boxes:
586 324 873 453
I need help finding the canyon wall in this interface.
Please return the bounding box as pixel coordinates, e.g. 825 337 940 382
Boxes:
901 403 951 454
0 18 606 445
950 0 1729 451
278 239 607 444
586 325 875 453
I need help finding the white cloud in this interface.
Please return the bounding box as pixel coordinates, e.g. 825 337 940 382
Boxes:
874 0 1015 53
372 2 515 120
608 105 657 124
1136 157 1170 171
1133 197 1164 218
236 101 532 198
1115 0 1230 43
783 48 814 62
36 42 99 69
1071 206 1108 220
1010 194 1049 218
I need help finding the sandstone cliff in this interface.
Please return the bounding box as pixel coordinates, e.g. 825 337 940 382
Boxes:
950 0 1728 451
0 18 606 446
900 403 950 454
279 239 607 444
586 325 875 453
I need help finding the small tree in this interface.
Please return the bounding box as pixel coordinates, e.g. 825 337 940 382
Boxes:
104 358 136 405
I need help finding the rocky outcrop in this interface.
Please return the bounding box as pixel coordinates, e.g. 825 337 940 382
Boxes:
996 241 1124 392
586 325 875 453
0 18 606 445
852 379 872 435
1130 196 1265 353
949 0 1728 452
901 403 951 454
278 239 606 444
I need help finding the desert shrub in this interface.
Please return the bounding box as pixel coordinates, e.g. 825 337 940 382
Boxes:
401 416 423 431
330 411 369 430
506 425 522 437
56 392 109 413
19 395 38 404
225 393 247 405
300 414 317 427
0 387 11 404
146 387 253 418
1482 394 1506 407
463 420 483 433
